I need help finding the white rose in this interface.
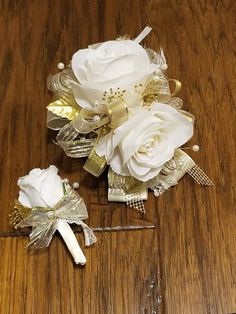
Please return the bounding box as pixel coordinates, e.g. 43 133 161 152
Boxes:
71 40 160 110
96 103 193 182
18 165 64 208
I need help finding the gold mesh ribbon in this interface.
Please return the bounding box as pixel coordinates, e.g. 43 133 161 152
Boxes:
107 168 148 213
148 149 213 197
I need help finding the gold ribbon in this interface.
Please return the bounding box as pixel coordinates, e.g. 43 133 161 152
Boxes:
142 72 171 105
142 73 182 106
72 97 128 134
168 79 182 96
106 98 128 129
83 147 107 177
82 99 128 176
107 168 148 211
108 168 141 193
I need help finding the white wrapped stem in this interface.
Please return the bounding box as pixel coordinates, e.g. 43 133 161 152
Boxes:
57 219 86 265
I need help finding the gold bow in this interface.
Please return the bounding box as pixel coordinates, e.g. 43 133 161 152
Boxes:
49 96 128 177
11 185 96 249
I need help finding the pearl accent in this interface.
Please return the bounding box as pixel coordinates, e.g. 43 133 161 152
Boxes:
192 145 200 152
94 100 100 107
161 63 168 70
72 182 79 189
93 115 100 123
57 62 65 70
64 178 69 184
105 49 111 54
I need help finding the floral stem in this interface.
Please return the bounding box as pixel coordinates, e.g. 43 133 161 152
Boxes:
57 219 86 265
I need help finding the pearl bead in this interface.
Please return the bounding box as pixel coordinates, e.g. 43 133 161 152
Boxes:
192 145 200 152
105 49 110 54
57 62 65 70
161 63 168 70
72 182 79 189
64 178 69 184
93 115 100 123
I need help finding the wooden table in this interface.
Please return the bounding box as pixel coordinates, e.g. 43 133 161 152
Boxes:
0 1 235 313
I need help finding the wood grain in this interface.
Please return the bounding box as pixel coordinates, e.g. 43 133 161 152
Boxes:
0 231 161 314
146 0 236 313
0 0 235 313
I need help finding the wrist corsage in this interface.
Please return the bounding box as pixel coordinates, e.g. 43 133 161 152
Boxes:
46 26 213 213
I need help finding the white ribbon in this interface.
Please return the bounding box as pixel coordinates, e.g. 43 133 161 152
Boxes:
134 26 152 44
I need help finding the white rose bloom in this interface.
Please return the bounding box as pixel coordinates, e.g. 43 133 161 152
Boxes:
96 103 193 182
18 165 64 208
71 40 161 110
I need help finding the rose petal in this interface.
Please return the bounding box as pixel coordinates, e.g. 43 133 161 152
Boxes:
18 185 48 208
98 102 193 182
17 165 63 208
39 165 64 208
72 48 94 82
72 83 103 110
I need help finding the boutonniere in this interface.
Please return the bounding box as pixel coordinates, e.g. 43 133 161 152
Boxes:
10 165 96 265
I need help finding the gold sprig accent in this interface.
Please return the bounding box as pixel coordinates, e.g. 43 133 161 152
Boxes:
101 88 126 104
9 201 31 228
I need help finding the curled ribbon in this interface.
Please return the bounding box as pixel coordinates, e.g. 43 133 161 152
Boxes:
142 72 172 105
13 185 96 265
51 97 128 176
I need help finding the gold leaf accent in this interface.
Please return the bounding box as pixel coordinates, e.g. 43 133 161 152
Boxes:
47 98 80 121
